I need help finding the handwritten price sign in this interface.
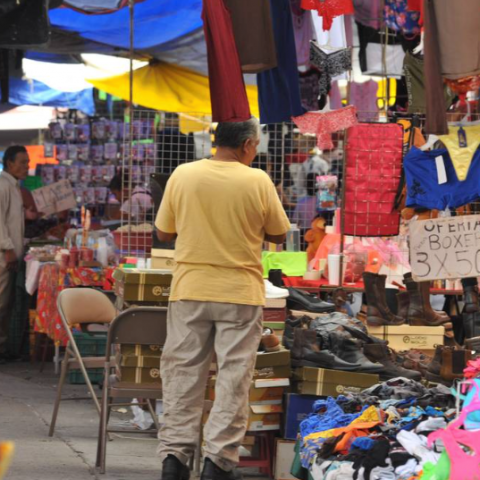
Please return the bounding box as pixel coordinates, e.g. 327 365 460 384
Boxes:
410 215 480 281
32 180 77 216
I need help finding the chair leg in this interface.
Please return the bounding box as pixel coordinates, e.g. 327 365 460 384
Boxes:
39 334 51 373
146 399 160 431
69 340 101 415
48 347 71 436
96 386 110 473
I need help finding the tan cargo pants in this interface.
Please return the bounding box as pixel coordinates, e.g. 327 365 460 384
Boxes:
0 254 15 356
157 300 263 471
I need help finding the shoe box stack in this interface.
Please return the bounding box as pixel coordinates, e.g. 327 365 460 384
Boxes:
112 267 172 309
115 344 162 386
205 350 291 432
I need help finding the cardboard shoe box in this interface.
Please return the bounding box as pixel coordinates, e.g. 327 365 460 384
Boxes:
275 440 297 480
113 268 172 302
119 344 163 357
255 350 291 368
263 308 287 323
151 249 176 270
116 365 162 384
283 393 319 440
367 325 444 350
293 367 379 397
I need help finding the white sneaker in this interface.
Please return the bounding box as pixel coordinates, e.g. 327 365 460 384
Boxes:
264 279 289 299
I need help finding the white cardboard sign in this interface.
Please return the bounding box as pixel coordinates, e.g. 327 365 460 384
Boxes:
409 215 480 281
32 180 77 216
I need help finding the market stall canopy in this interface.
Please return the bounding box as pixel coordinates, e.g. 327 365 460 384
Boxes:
87 61 259 117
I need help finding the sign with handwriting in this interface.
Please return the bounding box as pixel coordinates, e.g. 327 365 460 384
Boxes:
32 180 77 215
410 215 480 281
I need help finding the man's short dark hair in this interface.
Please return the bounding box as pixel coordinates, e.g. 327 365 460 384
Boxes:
3 145 27 167
214 118 260 149
109 169 130 192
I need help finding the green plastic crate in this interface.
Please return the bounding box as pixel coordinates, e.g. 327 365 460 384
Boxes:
73 331 107 357
68 368 104 385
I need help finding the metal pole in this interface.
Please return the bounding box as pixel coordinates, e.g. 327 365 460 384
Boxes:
127 0 135 255
338 131 348 287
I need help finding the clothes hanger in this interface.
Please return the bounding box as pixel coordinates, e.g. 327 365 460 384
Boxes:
419 134 440 151
413 32 424 55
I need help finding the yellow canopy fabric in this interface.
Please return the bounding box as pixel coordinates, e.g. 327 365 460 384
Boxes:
87 62 259 118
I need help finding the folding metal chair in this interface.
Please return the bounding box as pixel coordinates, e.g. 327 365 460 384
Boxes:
95 307 167 474
48 288 117 437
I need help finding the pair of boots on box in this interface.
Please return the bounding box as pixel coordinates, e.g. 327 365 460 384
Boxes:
363 272 456 345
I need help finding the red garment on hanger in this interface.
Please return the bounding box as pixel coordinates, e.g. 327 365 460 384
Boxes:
406 0 423 25
202 0 251 122
343 124 403 237
301 0 354 31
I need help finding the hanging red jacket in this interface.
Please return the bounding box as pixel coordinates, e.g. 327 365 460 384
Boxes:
343 124 403 237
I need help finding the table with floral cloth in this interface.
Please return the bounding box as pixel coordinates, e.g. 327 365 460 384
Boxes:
34 263 113 347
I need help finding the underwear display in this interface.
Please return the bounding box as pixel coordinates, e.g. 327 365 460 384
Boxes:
384 0 421 36
309 41 352 96
292 105 358 150
301 0 354 31
438 125 480 181
404 147 480 211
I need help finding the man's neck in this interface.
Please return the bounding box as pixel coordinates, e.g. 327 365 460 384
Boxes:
212 147 247 165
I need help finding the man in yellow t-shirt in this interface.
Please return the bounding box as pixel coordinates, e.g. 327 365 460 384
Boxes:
156 118 290 480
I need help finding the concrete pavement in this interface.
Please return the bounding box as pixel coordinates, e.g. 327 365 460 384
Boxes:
0 363 172 480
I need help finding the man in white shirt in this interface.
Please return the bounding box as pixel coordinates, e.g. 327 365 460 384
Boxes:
0 146 29 362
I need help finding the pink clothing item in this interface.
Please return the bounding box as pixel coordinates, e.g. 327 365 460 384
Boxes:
428 399 480 480
292 106 358 150
329 81 343 110
301 0 354 31
120 186 153 220
349 81 379 122
290 0 315 66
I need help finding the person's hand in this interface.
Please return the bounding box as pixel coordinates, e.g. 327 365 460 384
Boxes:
25 205 43 220
4 249 18 271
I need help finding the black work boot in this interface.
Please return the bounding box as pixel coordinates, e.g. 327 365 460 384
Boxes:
328 331 384 373
201 458 240 480
363 343 422 381
462 278 480 313
291 328 361 371
162 455 190 480
463 312 480 340
425 345 444 384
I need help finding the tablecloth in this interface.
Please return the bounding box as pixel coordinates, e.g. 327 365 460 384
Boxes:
34 264 113 346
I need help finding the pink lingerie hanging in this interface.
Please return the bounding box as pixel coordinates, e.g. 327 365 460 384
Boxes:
292 105 358 150
301 0 354 31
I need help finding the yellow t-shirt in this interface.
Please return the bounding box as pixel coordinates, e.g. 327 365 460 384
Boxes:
155 159 291 306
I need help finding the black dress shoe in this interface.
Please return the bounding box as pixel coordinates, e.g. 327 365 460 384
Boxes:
201 458 241 480
162 455 190 480
287 288 335 313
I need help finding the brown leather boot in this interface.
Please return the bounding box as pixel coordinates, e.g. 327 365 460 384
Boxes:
440 347 472 384
363 272 405 327
425 345 445 384
404 274 450 326
396 291 410 320
363 343 421 381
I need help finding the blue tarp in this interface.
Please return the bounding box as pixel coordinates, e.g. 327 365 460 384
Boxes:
9 77 95 115
49 0 203 50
